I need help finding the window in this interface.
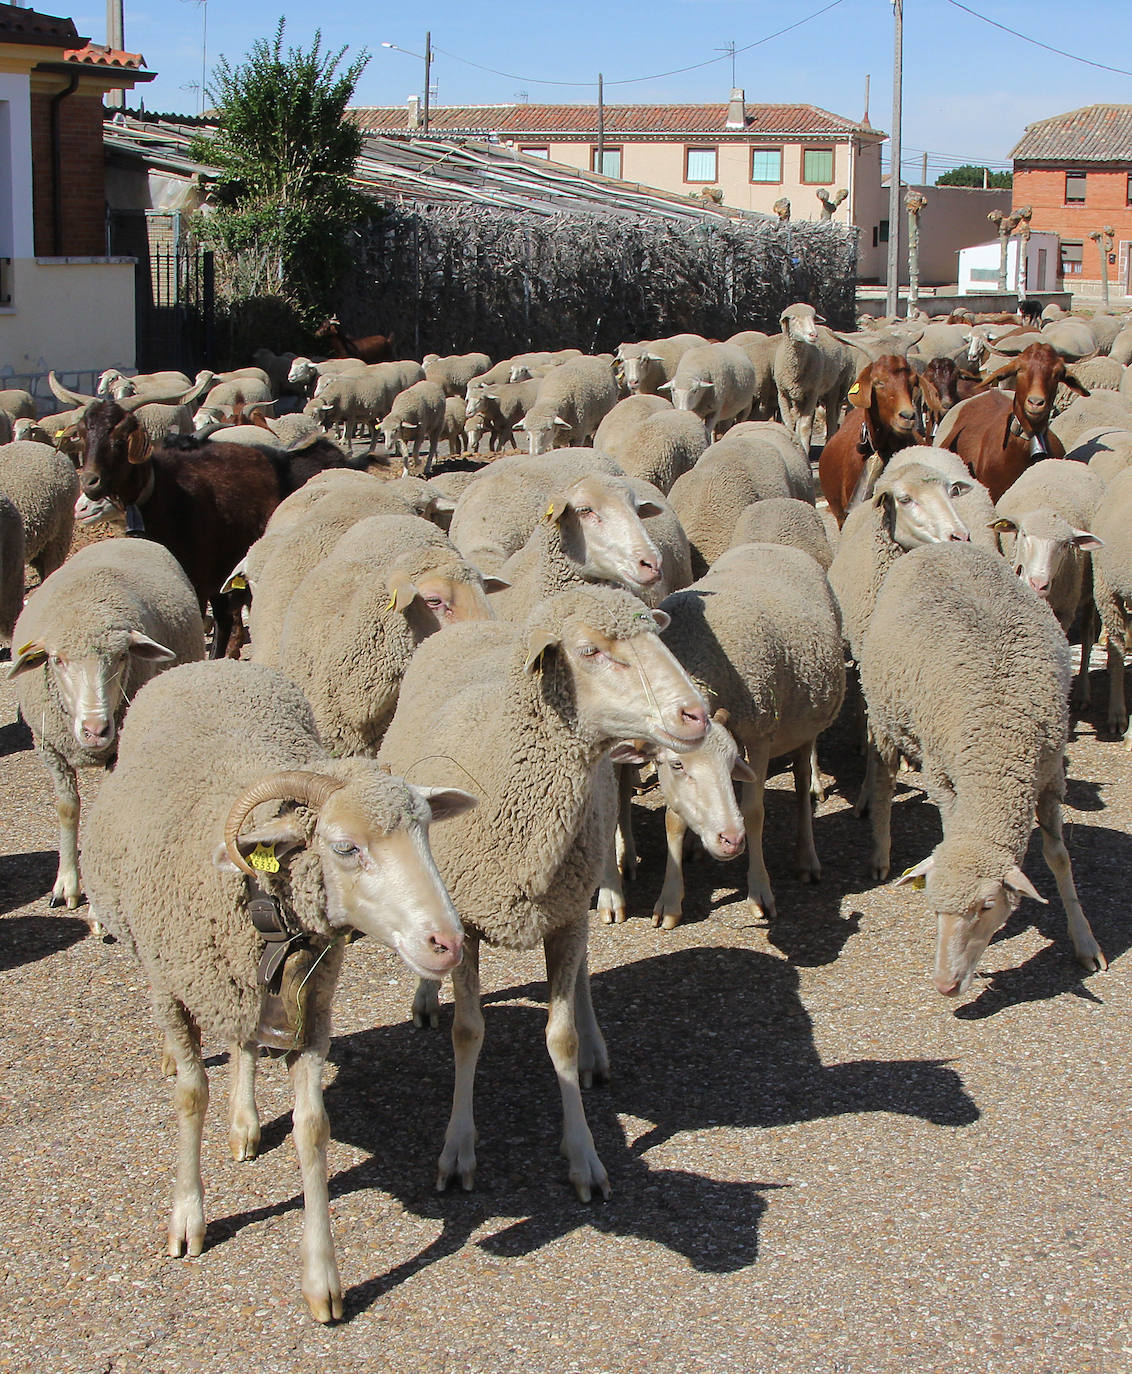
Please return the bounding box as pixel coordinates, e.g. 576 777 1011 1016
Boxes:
802 146 834 183
1126 172 1132 206
1065 170 1086 204
750 147 782 183
877 219 890 244
1060 240 1083 276
520 145 549 159
685 146 717 183
591 146 622 178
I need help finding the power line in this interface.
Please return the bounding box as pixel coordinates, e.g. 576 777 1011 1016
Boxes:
944 0 1132 78
431 0 846 90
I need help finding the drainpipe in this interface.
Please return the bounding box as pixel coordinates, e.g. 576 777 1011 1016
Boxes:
50 72 80 255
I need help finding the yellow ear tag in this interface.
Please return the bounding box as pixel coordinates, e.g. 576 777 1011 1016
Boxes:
15 641 36 658
544 502 556 522
385 593 397 612
848 382 860 397
229 574 248 591
248 842 280 873
899 865 926 890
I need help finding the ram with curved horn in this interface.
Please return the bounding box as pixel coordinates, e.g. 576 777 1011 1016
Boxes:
50 369 214 412
81 658 476 1323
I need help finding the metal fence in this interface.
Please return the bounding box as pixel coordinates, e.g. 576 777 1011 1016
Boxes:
134 246 215 374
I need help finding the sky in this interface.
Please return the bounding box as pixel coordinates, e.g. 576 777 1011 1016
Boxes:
76 0 1132 179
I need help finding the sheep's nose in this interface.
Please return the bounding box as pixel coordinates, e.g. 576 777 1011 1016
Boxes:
428 929 463 962
949 528 971 542
678 705 709 739
1028 575 1050 595
637 556 661 585
80 716 113 747
717 829 745 857
934 975 961 997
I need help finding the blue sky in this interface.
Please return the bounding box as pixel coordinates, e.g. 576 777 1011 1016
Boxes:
77 0 1131 177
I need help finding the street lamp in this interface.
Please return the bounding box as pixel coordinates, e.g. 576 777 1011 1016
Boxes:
381 33 432 133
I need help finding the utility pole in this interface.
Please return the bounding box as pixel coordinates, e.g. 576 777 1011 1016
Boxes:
921 151 927 184
423 31 431 134
597 73 604 174
885 0 903 318
105 0 124 108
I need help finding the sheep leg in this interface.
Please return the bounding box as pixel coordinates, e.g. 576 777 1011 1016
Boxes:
543 916 609 1202
162 999 209 1259
424 436 438 478
740 740 775 920
41 743 82 912
652 805 689 929
866 745 897 881
1072 604 1098 711
792 744 821 883
227 1040 261 1162
809 739 828 805
411 976 441 1029
437 932 482 1192
1035 786 1107 973
573 943 609 1088
615 764 638 882
595 834 626 925
287 1026 342 1323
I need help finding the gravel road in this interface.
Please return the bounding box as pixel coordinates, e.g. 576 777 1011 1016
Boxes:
1 610 1129 1373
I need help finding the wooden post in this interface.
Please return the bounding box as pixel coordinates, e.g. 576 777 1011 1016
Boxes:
1089 226 1115 306
905 189 926 317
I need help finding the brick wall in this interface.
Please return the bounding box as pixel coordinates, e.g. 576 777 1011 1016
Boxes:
30 88 108 257
1014 163 1132 290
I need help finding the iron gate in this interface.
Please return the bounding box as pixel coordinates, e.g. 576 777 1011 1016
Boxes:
134 247 215 373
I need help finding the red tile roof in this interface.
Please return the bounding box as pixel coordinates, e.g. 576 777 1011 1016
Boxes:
1011 104 1132 164
350 102 883 140
64 41 147 70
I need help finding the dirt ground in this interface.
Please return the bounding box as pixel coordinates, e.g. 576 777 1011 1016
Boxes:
1 502 1130 1373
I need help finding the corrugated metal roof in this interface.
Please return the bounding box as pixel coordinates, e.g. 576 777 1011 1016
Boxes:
103 115 772 223
350 101 883 140
1011 104 1132 163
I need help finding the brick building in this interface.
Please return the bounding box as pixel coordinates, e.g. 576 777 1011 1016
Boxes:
1011 104 1132 297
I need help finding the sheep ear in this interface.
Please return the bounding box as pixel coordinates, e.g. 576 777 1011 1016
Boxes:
127 631 177 662
553 415 572 430
656 380 673 393
126 426 152 465
1063 374 1091 397
543 495 569 524
417 786 478 823
1071 528 1104 552
991 517 1018 534
915 371 943 418
635 499 664 518
481 574 512 593
1004 865 1047 904
732 757 758 783
522 626 560 674
212 816 307 873
386 571 419 613
7 639 48 677
892 855 933 888
649 609 671 631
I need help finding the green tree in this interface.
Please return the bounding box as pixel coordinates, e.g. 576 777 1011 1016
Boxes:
191 19 372 322
935 163 1012 190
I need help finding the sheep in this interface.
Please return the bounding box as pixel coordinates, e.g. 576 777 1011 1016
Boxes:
9 540 206 911
993 459 1106 703
593 394 671 453
462 379 539 453
440 395 469 456
729 496 833 569
859 541 1106 995
612 407 711 493
380 586 709 1197
773 304 856 452
1070 426 1132 485
1090 467 1132 743
447 448 623 572
0 388 35 422
474 350 581 388
1058 356 1125 410
0 440 79 582
726 330 781 420
615 334 708 395
81 657 474 1321
514 356 620 454
486 472 666 622
97 367 192 399
423 352 492 397
658 342 758 437
1109 326 1132 366
667 425 815 577
0 495 25 644
1049 393 1132 453
262 411 323 447
1041 317 1100 361
251 348 301 397
885 445 999 552
828 462 974 664
20 407 86 458
305 366 406 450
655 543 846 925
276 512 503 754
380 380 448 476
287 355 368 399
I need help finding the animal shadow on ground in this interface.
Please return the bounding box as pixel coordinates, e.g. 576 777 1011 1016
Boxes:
0 853 87 968
208 945 978 1319
0 848 64 920
0 714 33 758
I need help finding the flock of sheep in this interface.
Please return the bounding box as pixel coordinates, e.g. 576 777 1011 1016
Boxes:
1 296 1130 1324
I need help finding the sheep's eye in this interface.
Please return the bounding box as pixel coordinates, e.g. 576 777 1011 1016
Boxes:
948 483 964 498
578 644 601 658
575 505 594 518
331 840 359 858
981 897 998 911
896 493 913 506
668 760 685 773
424 596 445 609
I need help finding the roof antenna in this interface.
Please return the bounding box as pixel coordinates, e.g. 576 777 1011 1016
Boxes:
716 39 737 88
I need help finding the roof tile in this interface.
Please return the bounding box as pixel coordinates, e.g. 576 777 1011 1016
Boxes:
1011 104 1132 163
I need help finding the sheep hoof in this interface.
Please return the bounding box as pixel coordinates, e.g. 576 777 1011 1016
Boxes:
304 1287 344 1324
868 862 890 883
1076 944 1108 974
228 1125 261 1162
166 1222 205 1259
797 864 821 885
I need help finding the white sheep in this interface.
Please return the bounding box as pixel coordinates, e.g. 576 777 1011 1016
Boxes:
0 495 25 644
1068 425 1132 485
1050 394 1132 452
1090 467 1132 743
885 445 1000 552
379 586 709 1199
423 351 492 397
440 395 469 456
606 407 711 493
593 394 671 453
9 540 205 912
859 541 1105 995
725 330 780 421
277 512 502 754
0 440 80 582
729 496 833 569
615 334 708 395
462 379 539 453
655 543 846 925
658 342 758 437
82 657 474 1322
380 380 448 476
0 388 35 422
773 303 856 452
513 356 620 454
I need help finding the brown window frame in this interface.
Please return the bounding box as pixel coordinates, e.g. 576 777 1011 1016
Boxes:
519 145 550 159
1064 170 1086 204
801 145 835 185
749 146 784 184
1126 172 1132 206
684 145 718 184
1059 239 1084 275
591 145 623 178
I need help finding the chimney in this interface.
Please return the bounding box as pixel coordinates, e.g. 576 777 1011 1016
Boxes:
407 95 421 131
725 88 746 131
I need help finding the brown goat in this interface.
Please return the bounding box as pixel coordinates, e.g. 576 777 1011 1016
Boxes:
819 355 941 525
314 317 395 364
939 342 1089 503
